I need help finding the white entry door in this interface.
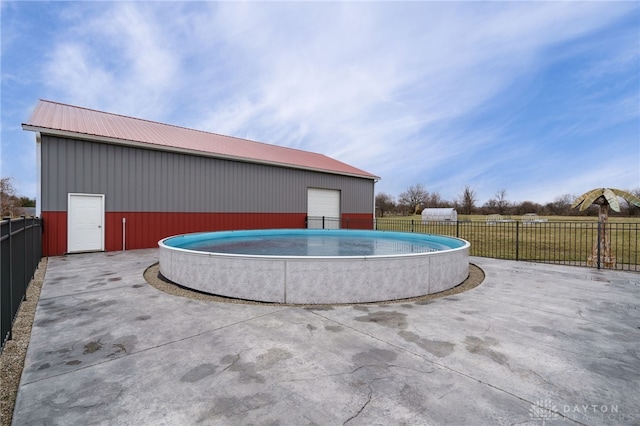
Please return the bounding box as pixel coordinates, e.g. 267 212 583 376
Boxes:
68 193 105 253
307 188 340 229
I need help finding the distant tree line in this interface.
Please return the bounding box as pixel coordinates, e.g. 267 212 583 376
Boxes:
1 177 36 217
375 184 640 218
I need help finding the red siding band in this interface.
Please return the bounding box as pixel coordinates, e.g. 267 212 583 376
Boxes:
341 213 376 229
41 211 67 257
105 212 308 253
40 211 372 256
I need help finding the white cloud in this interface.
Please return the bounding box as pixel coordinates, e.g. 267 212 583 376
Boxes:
45 42 115 107
182 3 634 169
13 0 636 203
42 2 182 119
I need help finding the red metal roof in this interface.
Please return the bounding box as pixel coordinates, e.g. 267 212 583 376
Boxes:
23 100 379 180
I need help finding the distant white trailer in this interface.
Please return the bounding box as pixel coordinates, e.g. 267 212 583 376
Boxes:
486 214 514 224
521 213 548 225
421 208 458 223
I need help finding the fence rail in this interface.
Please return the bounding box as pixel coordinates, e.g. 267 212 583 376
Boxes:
1 216 42 352
307 216 639 272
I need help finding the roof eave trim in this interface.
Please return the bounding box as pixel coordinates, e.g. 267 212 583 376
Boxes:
22 125 380 181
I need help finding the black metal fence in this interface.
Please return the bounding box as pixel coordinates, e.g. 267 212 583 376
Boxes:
1 216 42 352
308 216 640 272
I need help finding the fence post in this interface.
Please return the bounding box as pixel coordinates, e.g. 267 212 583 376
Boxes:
5 217 12 342
322 216 325 229
597 221 601 270
22 216 28 301
515 221 519 261
456 220 459 238
32 216 37 273
411 220 414 233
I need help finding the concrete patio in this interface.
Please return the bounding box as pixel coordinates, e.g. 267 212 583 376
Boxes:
11 249 640 425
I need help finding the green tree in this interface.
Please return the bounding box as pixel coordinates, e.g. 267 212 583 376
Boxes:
398 184 429 215
1 177 18 217
545 194 574 216
481 189 510 215
375 192 396 217
18 196 36 207
513 200 542 216
494 189 510 215
1 177 31 217
458 185 477 215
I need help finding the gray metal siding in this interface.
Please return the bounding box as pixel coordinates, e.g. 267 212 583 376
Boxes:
41 135 374 214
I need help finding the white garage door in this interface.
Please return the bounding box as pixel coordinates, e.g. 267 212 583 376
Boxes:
68 193 105 253
307 188 340 229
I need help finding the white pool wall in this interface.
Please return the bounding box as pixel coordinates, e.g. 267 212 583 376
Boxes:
159 233 469 304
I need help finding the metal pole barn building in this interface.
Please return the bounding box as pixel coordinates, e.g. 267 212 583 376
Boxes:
22 100 379 256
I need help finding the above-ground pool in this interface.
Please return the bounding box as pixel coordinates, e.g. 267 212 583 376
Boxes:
159 229 470 304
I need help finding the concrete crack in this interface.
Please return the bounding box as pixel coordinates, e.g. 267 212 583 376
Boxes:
343 385 372 425
437 389 453 400
220 353 241 373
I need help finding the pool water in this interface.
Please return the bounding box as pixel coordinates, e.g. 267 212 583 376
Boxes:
163 229 465 257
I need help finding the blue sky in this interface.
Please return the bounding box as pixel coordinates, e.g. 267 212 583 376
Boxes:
2 1 639 206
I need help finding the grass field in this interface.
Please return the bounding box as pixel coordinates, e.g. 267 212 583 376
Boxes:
397 214 640 223
371 214 640 270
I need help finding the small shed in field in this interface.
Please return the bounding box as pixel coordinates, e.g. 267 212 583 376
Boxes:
421 208 457 223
